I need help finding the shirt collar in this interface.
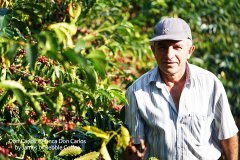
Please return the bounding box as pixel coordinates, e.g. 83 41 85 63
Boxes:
147 66 165 89
185 63 195 88
147 63 195 88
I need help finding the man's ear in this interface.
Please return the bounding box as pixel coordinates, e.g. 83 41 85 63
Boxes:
188 45 195 59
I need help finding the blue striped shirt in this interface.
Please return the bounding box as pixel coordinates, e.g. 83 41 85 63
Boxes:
125 64 238 160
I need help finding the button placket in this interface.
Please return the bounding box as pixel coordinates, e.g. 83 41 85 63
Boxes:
176 115 183 160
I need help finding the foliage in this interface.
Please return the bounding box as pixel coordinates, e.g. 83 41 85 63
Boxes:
0 0 239 159
0 0 134 159
74 151 99 160
58 146 82 157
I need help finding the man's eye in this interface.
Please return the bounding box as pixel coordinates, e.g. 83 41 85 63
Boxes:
157 46 167 49
174 46 182 49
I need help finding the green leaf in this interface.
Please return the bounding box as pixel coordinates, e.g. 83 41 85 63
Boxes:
6 42 19 62
14 7 41 24
86 107 95 125
2 27 14 38
75 39 85 53
48 22 77 36
0 80 26 93
28 95 42 115
16 2 46 15
54 66 60 78
1 67 7 81
61 83 90 95
69 3 81 24
109 88 127 104
96 88 112 101
62 49 87 67
56 91 63 113
0 80 26 105
12 89 25 105
26 43 38 70
87 50 106 79
74 151 100 160
96 112 103 129
0 8 9 29
48 22 77 48
120 125 130 149
99 141 111 160
84 66 97 91
39 31 58 52
57 86 80 108
41 95 55 110
83 126 109 139
11 17 30 36
58 146 82 157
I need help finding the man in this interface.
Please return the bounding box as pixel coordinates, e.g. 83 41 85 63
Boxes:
124 18 238 160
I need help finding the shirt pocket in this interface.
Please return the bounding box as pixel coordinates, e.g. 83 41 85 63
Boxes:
182 113 214 146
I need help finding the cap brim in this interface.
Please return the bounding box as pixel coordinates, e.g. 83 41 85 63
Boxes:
150 34 188 42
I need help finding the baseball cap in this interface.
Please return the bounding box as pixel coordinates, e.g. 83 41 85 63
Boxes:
150 18 192 42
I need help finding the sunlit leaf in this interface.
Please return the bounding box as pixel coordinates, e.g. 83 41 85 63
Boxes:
99 141 111 160
74 151 100 160
56 91 63 113
54 66 60 78
1 54 10 68
116 134 122 150
48 22 77 48
58 146 82 156
68 3 81 24
75 39 85 53
83 126 109 139
0 80 26 93
120 125 130 149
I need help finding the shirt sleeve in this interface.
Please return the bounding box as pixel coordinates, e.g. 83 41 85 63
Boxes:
125 86 145 144
214 81 239 140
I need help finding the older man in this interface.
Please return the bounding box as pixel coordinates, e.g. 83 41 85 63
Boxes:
124 18 238 160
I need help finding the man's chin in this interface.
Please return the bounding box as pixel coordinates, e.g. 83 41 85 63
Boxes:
165 68 178 74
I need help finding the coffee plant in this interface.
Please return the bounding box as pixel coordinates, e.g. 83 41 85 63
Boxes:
1 0 239 159
0 0 148 159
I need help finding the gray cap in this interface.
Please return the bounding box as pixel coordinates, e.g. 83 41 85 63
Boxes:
150 18 192 42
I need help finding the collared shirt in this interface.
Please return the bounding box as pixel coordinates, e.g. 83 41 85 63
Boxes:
125 64 238 160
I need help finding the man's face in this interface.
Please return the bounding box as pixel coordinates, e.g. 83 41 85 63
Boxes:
151 40 194 76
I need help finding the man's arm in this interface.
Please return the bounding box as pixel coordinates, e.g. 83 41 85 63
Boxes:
220 134 238 160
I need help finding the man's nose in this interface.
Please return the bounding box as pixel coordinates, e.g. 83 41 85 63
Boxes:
166 46 175 59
